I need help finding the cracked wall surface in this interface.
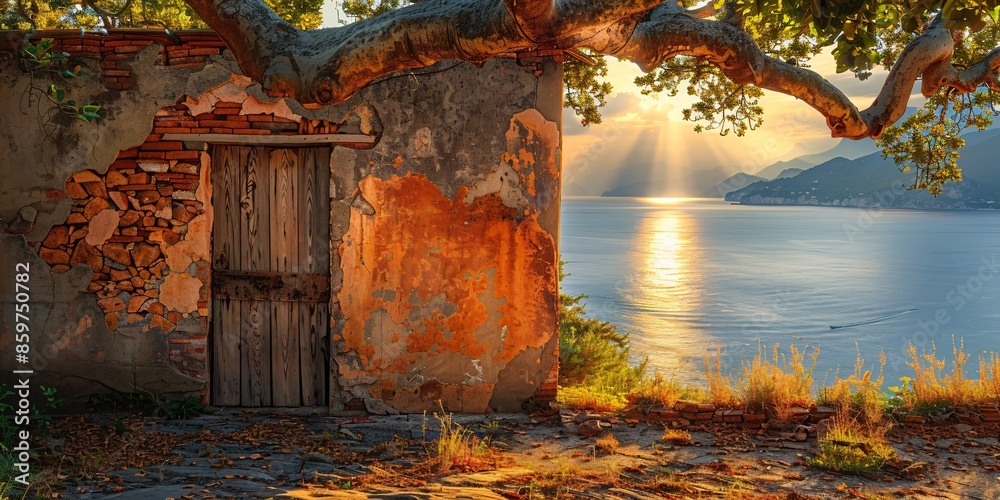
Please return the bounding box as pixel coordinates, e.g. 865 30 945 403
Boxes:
1 30 562 413
329 59 563 413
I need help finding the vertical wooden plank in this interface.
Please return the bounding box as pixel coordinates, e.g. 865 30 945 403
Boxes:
241 147 272 406
298 148 316 405
211 145 243 406
299 147 331 405
271 148 301 406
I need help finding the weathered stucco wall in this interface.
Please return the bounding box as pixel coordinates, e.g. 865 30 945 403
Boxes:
0 30 561 413
331 57 563 413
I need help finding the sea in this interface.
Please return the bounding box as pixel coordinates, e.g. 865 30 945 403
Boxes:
559 197 1000 388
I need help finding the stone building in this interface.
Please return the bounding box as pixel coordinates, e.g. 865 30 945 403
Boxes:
0 30 563 413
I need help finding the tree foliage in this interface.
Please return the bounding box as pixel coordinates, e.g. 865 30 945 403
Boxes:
1 0 320 30
563 50 613 126
558 262 646 393
4 0 1000 195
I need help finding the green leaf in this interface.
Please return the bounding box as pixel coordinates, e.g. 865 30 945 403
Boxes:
55 89 65 102
37 38 53 55
23 44 38 59
82 112 100 121
82 104 100 113
62 69 76 79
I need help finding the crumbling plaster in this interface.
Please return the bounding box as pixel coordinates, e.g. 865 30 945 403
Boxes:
1 34 563 413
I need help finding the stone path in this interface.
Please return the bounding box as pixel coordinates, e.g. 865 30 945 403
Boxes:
44 408 1000 499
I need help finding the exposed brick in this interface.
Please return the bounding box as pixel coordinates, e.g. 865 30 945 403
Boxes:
70 241 102 271
656 410 680 421
98 297 126 312
120 211 141 226
65 182 88 199
39 247 70 265
120 184 157 193
132 242 162 267
142 141 184 151
108 235 144 243
82 181 107 198
247 115 273 122
108 159 137 171
84 198 110 219
164 151 201 160
101 69 132 77
200 120 250 128
233 129 271 135
188 48 220 56
42 226 69 247
674 401 700 413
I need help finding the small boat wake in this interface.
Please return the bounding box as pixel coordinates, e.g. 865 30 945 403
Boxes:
830 308 918 330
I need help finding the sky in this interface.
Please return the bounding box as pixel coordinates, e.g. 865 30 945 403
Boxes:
319 2 917 196
560 55 901 195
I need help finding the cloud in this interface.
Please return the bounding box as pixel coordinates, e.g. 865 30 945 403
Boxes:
561 48 931 196
564 92 675 135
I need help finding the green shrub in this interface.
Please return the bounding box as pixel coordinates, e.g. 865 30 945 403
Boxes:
558 262 646 398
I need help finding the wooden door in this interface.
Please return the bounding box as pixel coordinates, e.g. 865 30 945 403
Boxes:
210 145 331 406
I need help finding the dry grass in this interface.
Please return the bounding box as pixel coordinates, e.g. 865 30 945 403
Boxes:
980 352 1000 405
594 434 620 454
819 347 889 435
704 344 818 416
808 413 895 474
742 344 818 418
632 373 709 407
432 403 491 471
704 347 741 408
902 339 984 409
661 428 692 445
556 385 628 412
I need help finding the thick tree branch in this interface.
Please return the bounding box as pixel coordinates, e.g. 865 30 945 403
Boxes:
612 8 997 138
185 0 999 139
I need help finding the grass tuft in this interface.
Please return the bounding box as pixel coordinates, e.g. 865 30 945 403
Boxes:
432 402 491 471
631 373 709 407
819 346 889 436
704 347 740 408
556 386 628 412
594 434 620 454
661 428 692 445
808 414 896 474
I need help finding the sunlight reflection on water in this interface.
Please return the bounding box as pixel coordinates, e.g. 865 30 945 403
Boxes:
560 197 1000 387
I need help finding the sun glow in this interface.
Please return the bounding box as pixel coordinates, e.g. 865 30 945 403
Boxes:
619 208 708 375
641 197 695 205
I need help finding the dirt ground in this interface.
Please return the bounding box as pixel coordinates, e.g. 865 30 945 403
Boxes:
26 407 1000 499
